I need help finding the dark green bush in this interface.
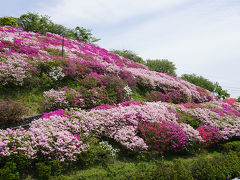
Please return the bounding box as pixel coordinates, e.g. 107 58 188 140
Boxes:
0 162 20 180
224 151 240 178
191 157 217 180
35 162 52 180
77 137 116 166
0 16 18 27
222 141 240 152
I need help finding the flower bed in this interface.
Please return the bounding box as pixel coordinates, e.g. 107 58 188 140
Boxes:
0 100 239 163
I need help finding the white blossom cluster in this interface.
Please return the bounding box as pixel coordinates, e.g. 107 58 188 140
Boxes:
99 141 120 158
49 66 65 81
124 85 133 97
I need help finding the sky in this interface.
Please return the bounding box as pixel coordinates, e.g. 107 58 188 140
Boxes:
1 0 240 98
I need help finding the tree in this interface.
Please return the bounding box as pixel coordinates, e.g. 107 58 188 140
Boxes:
68 26 100 43
111 49 145 64
146 59 177 76
214 82 230 100
181 74 230 99
0 16 18 27
17 13 42 32
15 12 100 43
181 74 215 92
236 97 240 102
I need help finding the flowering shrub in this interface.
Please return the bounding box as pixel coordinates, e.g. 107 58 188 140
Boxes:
41 109 68 119
59 87 85 108
79 73 103 89
0 100 239 163
119 69 137 90
61 58 89 79
93 100 146 110
101 75 127 103
196 125 222 146
43 89 68 110
146 89 187 104
224 98 236 106
138 121 188 152
0 100 27 125
0 53 36 86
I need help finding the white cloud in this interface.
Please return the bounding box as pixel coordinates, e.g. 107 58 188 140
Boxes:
39 0 189 26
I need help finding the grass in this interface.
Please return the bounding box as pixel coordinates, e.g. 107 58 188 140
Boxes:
46 148 225 180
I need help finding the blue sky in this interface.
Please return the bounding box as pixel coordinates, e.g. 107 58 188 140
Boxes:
1 0 240 97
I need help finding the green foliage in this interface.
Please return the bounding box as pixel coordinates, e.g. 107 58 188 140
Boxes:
181 74 230 99
111 49 145 64
68 26 100 43
222 141 240 152
236 97 240 102
77 137 117 166
178 112 201 129
35 162 51 180
181 73 215 92
0 16 18 27
0 162 20 180
191 157 217 180
101 75 127 104
214 82 230 100
146 59 177 76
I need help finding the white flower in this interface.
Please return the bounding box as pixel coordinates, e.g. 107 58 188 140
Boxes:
124 85 133 97
49 66 65 81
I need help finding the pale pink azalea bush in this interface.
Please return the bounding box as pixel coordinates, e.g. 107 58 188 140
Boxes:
43 89 68 110
0 53 36 86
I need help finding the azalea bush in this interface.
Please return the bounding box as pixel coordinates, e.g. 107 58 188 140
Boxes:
0 100 27 125
196 125 222 146
138 121 188 152
146 89 187 104
43 89 68 110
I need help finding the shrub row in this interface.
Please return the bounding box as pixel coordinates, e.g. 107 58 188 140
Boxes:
2 141 239 179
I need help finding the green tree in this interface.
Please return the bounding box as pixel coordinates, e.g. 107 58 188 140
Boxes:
111 49 145 64
146 59 177 76
181 74 230 99
237 97 240 102
0 16 18 27
214 82 230 99
16 12 100 43
181 74 215 92
17 12 41 32
68 26 100 43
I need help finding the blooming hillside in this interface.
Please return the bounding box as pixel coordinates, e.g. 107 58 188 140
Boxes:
0 26 215 104
0 26 239 166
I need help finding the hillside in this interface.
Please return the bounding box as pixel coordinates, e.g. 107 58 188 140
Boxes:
0 26 240 179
